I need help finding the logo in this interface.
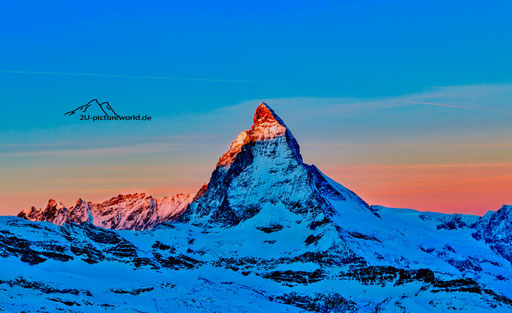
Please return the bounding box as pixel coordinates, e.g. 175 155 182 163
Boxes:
65 99 152 121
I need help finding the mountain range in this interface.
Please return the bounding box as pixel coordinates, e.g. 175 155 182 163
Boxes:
2 103 511 312
18 193 194 230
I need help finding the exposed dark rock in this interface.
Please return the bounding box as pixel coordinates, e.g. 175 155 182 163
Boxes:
270 292 357 312
305 234 322 245
260 269 324 286
47 298 81 306
154 253 203 270
110 287 154 295
341 266 435 286
133 257 160 269
257 224 284 233
70 244 104 264
308 217 331 230
152 241 172 251
437 214 467 230
348 232 381 242
0 277 89 296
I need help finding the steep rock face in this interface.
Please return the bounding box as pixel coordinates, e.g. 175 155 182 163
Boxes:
17 193 194 230
183 102 375 227
473 205 512 263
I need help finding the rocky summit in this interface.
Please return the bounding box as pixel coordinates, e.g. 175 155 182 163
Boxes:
2 103 512 312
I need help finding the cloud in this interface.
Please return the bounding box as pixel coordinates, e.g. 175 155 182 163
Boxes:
0 70 258 83
0 143 174 158
231 83 512 116
399 100 478 111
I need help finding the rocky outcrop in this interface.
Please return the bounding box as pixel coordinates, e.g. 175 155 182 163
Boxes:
473 205 512 263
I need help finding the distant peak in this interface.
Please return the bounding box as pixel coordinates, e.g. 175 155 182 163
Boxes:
46 198 65 210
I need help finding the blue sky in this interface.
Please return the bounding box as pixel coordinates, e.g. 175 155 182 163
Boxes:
0 0 511 214
1 0 510 119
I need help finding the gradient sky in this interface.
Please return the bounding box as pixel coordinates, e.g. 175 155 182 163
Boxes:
0 0 511 215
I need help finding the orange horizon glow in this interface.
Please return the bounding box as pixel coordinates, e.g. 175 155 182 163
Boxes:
324 162 512 215
2 161 510 217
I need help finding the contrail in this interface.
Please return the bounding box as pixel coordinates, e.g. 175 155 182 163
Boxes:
0 70 258 83
402 100 479 111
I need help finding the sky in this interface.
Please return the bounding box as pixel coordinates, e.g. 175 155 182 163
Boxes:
0 0 511 215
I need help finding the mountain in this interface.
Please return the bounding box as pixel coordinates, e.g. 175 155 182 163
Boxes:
182 102 377 226
17 193 194 230
2 102 512 312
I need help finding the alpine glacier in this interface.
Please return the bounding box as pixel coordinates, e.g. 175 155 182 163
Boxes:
2 102 512 312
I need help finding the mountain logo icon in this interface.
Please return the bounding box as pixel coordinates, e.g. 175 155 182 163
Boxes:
65 99 120 117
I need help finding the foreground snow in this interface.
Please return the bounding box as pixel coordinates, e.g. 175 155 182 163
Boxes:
1 204 512 312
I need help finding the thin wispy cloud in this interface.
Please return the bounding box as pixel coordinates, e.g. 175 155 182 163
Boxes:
0 70 258 83
0 143 175 158
401 99 478 111
235 83 512 115
0 140 230 158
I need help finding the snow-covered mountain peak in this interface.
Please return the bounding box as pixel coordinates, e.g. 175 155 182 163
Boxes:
217 102 301 167
184 102 372 227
